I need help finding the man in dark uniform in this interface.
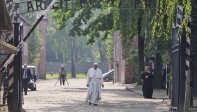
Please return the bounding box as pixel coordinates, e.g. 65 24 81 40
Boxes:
141 66 154 98
22 64 32 95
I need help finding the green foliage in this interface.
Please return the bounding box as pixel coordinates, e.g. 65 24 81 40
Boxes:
46 14 108 63
20 9 43 66
162 51 170 64
152 0 177 39
152 0 192 39
150 0 193 65
182 0 192 38
46 20 70 62
83 12 114 37
103 34 113 61
28 29 43 65
129 48 139 75
50 0 193 71
51 1 115 62
167 73 172 81
119 0 138 41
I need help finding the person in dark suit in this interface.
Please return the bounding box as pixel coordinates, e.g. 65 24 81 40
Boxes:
22 64 32 95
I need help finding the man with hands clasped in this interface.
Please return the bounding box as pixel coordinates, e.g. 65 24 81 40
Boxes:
86 63 104 106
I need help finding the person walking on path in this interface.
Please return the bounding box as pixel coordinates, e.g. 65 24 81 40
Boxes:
22 64 32 95
141 66 154 98
59 64 67 85
86 63 104 106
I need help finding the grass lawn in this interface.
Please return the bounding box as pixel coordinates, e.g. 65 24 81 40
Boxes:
46 73 87 79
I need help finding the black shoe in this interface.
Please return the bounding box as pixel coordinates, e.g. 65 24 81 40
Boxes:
88 102 91 105
93 104 98 106
25 92 27 95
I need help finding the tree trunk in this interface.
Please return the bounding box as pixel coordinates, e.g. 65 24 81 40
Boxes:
154 53 164 89
97 38 105 62
138 11 145 75
71 53 76 78
71 37 76 78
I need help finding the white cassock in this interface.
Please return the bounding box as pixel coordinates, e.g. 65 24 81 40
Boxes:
86 68 103 104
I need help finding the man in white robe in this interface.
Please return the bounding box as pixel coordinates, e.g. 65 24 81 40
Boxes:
86 63 104 106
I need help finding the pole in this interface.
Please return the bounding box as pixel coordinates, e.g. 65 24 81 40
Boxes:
18 22 23 110
177 0 182 109
13 22 20 112
179 28 186 112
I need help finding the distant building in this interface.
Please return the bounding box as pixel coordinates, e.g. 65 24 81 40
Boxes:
38 17 48 79
113 31 138 84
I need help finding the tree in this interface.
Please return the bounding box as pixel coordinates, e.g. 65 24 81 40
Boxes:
28 29 43 65
46 14 105 77
51 1 115 62
50 0 192 89
150 0 192 89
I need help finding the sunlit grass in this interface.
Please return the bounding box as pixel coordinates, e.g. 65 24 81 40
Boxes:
46 73 87 79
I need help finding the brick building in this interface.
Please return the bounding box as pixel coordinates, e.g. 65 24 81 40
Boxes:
113 31 138 84
38 17 48 79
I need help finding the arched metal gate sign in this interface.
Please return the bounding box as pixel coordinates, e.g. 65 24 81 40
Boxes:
11 0 155 14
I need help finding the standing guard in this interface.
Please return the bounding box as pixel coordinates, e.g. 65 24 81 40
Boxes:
59 64 67 85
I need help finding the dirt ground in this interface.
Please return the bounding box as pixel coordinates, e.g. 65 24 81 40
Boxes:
22 79 169 112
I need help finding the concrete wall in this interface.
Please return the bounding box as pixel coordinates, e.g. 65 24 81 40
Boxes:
46 62 108 74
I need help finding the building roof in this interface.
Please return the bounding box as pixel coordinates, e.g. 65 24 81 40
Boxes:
0 40 19 54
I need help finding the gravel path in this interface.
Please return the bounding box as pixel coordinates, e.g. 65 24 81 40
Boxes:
22 79 169 112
